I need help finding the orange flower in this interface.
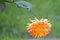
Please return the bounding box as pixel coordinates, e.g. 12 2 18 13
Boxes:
27 18 51 38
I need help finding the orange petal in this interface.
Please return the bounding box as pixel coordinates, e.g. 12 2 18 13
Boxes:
27 18 51 38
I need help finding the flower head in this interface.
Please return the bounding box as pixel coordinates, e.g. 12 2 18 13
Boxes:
27 18 51 38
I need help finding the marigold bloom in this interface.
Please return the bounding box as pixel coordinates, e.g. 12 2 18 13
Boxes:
27 18 51 38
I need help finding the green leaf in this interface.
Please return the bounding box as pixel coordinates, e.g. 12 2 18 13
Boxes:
15 0 32 10
0 0 14 3
6 0 14 2
0 0 6 2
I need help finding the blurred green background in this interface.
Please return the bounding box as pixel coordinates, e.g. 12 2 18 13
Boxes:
0 0 60 40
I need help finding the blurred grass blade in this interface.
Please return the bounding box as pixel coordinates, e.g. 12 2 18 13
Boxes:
15 0 32 10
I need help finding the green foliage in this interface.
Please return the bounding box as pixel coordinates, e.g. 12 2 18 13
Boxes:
0 36 26 40
6 0 14 2
0 0 14 2
0 0 6 2
0 0 32 11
